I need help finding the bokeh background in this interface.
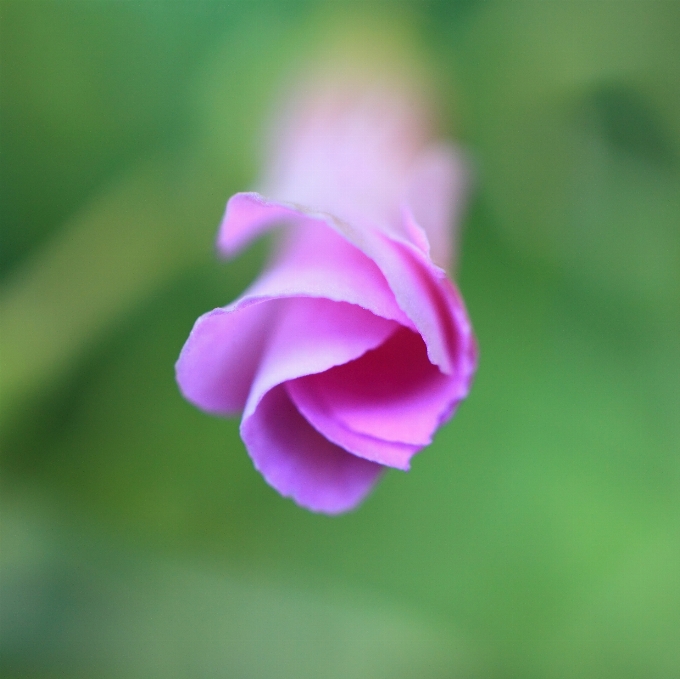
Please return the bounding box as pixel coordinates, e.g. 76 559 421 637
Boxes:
2 2 680 678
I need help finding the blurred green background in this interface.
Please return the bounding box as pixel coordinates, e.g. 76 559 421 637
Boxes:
2 2 679 678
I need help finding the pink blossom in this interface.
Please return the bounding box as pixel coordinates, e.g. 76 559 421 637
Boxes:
176 71 477 514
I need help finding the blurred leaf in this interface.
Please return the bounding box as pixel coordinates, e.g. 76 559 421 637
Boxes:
454 1 680 306
0 0 242 276
580 82 677 169
1 499 478 679
0 3 308 431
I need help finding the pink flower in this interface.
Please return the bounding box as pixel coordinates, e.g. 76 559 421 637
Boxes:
176 71 477 514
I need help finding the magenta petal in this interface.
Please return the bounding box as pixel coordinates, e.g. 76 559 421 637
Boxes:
286 379 419 470
243 297 398 419
242 385 383 514
287 328 462 467
175 302 273 415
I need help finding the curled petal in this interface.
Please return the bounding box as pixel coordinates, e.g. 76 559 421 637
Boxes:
178 215 410 415
287 327 461 471
242 385 383 514
286 377 420 470
176 302 273 415
243 296 398 420
237 218 411 327
217 192 471 375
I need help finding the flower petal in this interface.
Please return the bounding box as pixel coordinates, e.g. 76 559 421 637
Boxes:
175 302 273 415
243 296 398 420
236 218 411 327
403 144 469 270
287 327 463 469
242 385 383 514
177 210 421 418
286 377 420 470
217 192 467 375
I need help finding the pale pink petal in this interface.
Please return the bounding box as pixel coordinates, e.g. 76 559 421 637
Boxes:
261 76 430 234
243 297 398 420
404 144 469 270
175 301 273 415
236 218 411 327
242 386 383 514
287 327 465 469
217 193 300 258
217 192 462 374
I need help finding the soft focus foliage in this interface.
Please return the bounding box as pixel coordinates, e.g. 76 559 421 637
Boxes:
2 2 680 678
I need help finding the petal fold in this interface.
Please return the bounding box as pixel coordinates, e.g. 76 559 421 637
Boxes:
217 192 468 375
242 385 383 514
243 297 398 420
286 327 464 469
175 302 273 415
234 217 411 327
286 378 420 470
